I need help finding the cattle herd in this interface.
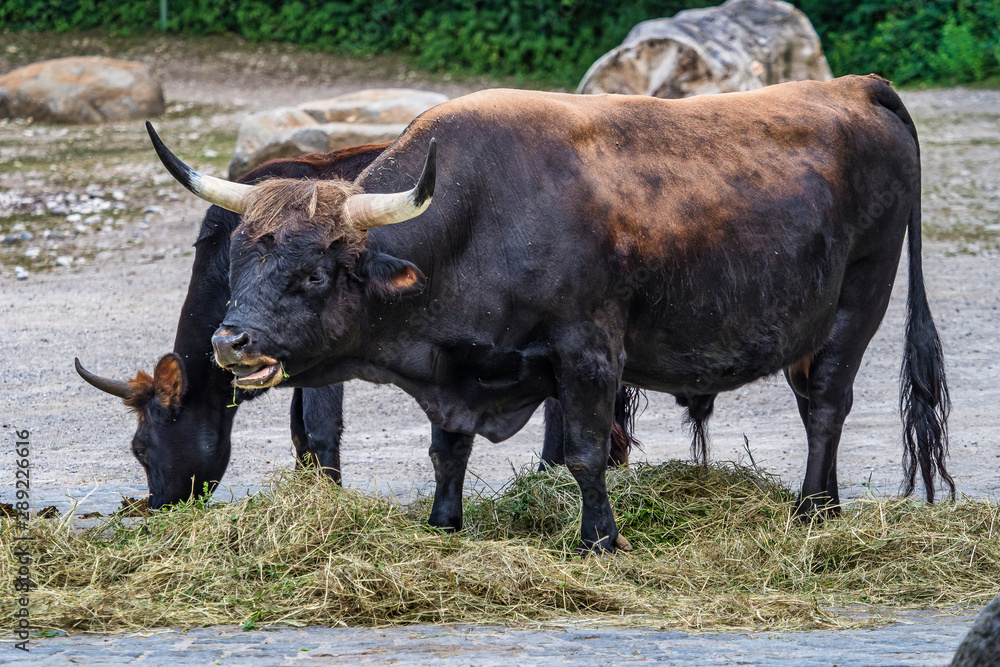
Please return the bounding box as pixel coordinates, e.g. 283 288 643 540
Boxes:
77 74 952 554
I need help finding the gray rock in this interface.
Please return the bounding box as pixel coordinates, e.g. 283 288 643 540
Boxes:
951 593 1000 666
0 56 165 123
578 0 831 98
227 89 446 180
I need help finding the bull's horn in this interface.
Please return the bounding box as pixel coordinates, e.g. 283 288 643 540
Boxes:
75 358 134 399
145 121 251 214
345 138 436 230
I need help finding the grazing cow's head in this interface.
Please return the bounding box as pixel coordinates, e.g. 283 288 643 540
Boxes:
145 122 436 389
75 354 231 508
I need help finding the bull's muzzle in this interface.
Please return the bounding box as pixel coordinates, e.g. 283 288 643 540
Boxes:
212 328 250 367
211 327 285 389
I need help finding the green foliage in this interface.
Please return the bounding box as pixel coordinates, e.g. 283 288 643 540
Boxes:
3 0 1000 86
796 0 1000 85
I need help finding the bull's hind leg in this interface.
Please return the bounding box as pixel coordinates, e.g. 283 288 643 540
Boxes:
795 249 902 518
427 425 474 531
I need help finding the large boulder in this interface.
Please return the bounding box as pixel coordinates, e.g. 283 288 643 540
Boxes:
228 88 448 181
0 56 165 123
951 593 1000 667
578 0 831 98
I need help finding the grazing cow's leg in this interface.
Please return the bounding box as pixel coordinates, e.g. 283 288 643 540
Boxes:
290 384 345 484
428 425 474 532
540 388 639 471
795 246 902 518
539 398 566 469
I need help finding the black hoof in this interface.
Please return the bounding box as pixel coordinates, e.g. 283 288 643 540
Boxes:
793 494 842 522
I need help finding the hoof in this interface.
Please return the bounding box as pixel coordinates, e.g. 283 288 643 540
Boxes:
793 494 841 522
576 533 625 557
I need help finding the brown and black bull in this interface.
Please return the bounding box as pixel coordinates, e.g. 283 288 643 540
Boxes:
149 75 951 553
75 144 638 509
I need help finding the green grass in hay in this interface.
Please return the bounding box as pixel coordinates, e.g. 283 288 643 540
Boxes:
1 462 997 634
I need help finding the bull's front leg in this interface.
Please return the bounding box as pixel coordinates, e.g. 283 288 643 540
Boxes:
557 347 622 555
427 425 474 531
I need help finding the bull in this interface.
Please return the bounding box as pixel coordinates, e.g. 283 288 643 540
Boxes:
150 75 952 553
76 145 638 509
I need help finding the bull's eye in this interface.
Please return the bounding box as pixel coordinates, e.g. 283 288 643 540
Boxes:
304 269 328 289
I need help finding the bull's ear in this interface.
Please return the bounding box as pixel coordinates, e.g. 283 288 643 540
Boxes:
360 251 426 299
153 353 187 410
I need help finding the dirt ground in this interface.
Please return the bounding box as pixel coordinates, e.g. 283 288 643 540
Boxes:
1 35 998 514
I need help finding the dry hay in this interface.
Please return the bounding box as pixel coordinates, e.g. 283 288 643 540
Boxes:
2 461 997 634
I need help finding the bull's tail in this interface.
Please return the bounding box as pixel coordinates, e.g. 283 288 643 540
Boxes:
900 201 953 502
609 387 644 466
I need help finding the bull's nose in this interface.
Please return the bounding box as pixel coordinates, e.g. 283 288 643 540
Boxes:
212 327 251 367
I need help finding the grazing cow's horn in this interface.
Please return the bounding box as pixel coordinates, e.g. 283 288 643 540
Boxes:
345 138 436 230
74 358 134 400
145 121 251 214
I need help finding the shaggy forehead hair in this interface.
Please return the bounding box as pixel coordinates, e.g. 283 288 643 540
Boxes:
236 178 364 245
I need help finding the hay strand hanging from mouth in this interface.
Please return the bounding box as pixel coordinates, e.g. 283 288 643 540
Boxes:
2 461 997 634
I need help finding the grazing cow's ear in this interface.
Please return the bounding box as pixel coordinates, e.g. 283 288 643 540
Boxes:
153 354 186 410
361 251 426 299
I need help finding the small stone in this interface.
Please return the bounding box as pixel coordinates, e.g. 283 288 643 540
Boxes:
142 205 165 215
15 266 29 280
55 255 74 267
24 246 40 258
111 190 126 201
74 224 89 234
83 214 101 225
12 222 26 232
20 231 34 242
2 234 18 245
203 148 218 158
66 213 82 223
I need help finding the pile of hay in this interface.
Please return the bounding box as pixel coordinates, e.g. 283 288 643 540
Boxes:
2 462 997 633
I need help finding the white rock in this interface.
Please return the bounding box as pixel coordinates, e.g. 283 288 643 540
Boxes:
66 213 82 223
55 255 73 267
15 266 29 280
300 88 447 124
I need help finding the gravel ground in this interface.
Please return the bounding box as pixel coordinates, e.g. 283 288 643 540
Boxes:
1 34 999 661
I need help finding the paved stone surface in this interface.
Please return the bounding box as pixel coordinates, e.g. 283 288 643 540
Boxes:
1 611 976 666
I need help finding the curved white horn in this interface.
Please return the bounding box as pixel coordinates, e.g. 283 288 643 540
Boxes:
345 138 437 230
146 121 251 214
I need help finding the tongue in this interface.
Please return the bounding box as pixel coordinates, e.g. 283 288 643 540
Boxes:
243 365 274 381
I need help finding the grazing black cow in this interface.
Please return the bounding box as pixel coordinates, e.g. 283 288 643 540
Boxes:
74 144 388 508
76 145 639 509
151 75 952 552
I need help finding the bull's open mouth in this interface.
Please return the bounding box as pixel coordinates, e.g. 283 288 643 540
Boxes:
231 360 285 389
